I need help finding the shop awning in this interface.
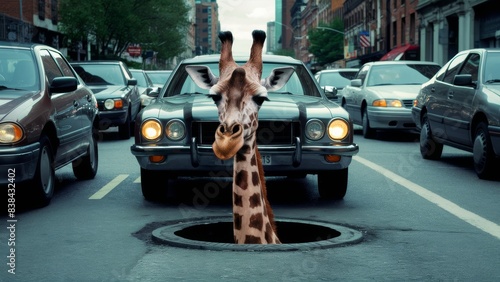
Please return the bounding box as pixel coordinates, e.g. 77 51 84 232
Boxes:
379 44 419 61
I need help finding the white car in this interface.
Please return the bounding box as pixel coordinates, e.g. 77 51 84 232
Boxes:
339 61 441 138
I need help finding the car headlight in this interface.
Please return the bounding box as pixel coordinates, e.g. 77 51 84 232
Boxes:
165 119 186 141
328 119 349 140
305 119 325 140
104 99 123 110
141 120 162 140
0 123 24 143
372 99 403 107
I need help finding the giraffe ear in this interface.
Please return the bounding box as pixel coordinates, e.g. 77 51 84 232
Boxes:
261 66 295 91
186 65 219 89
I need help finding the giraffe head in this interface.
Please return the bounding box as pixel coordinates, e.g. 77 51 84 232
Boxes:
186 30 294 160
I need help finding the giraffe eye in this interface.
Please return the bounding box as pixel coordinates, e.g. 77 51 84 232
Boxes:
252 95 269 106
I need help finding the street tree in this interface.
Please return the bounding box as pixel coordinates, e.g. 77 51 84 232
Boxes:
59 0 190 61
308 18 344 67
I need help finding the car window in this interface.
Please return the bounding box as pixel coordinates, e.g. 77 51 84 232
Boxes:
355 65 369 85
73 64 125 85
40 50 65 84
483 52 500 83
0 48 39 91
443 53 467 84
170 62 316 97
131 71 149 87
318 71 357 88
458 53 480 83
49 50 76 78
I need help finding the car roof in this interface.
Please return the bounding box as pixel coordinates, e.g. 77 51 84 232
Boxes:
181 54 303 65
317 68 359 73
0 41 60 52
363 60 440 66
71 60 124 64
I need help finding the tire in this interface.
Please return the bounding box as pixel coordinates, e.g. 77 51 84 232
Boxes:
362 107 375 138
317 168 348 200
29 135 55 207
118 110 131 139
141 168 169 201
72 130 98 179
419 114 443 160
473 122 497 179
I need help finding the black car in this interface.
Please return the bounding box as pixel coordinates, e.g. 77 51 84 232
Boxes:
71 61 141 139
412 48 500 179
131 54 359 200
0 41 99 206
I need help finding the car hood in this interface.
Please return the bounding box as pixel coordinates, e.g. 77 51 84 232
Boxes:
0 90 38 120
87 85 129 98
483 84 500 97
145 93 341 121
368 85 422 99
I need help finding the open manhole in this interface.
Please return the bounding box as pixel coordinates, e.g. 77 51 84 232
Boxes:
152 217 363 252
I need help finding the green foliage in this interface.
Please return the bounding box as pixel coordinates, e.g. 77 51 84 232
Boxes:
59 0 191 61
308 18 344 66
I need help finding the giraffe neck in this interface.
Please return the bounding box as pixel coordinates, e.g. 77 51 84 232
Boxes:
232 141 280 244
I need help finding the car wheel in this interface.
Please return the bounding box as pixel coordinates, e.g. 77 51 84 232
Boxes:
317 168 348 200
419 114 443 160
141 168 169 201
118 110 131 139
30 135 55 207
72 129 98 179
362 108 375 138
473 122 497 179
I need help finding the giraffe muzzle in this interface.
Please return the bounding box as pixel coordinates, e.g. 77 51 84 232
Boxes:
212 123 244 160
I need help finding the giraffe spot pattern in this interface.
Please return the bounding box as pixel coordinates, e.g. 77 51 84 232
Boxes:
252 171 259 186
233 192 243 207
264 222 274 243
250 154 257 166
244 235 262 244
235 170 248 190
234 213 242 230
249 193 262 208
249 213 264 230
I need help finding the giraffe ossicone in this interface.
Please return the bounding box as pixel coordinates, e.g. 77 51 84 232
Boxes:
186 30 294 244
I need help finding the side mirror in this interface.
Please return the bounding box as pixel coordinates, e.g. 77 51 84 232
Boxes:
50 77 77 93
454 74 474 87
350 79 362 87
323 86 338 100
127 78 138 86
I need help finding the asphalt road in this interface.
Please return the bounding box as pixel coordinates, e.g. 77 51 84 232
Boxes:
1 128 500 281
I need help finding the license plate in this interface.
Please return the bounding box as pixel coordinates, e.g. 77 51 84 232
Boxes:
261 155 271 165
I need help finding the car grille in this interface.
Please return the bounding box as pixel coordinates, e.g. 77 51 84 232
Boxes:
192 121 300 146
402 99 413 108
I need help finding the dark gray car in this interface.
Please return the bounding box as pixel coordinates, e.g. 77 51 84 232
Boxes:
412 48 500 179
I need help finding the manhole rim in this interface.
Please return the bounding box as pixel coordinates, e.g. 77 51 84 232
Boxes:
152 216 363 252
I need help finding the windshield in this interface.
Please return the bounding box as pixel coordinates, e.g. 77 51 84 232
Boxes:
73 64 125 85
318 71 357 88
483 52 500 83
165 62 320 98
131 71 149 87
367 64 440 86
147 71 171 84
0 48 40 92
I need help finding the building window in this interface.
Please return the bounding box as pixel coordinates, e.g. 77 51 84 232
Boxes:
38 0 46 20
51 0 58 25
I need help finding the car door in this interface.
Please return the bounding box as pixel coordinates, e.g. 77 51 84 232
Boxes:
40 49 87 165
444 52 480 145
427 53 468 140
343 65 368 124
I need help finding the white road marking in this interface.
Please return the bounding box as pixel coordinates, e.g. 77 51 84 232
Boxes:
134 177 141 183
354 156 500 240
89 174 129 199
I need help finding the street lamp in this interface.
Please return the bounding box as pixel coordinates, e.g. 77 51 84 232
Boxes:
316 26 345 35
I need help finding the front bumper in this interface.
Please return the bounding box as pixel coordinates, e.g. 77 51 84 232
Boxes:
367 106 416 130
131 137 359 175
97 109 128 129
0 142 40 184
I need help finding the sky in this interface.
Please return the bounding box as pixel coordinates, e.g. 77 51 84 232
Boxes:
217 0 276 55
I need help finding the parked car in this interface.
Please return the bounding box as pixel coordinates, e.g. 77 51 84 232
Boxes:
0 41 99 206
130 69 158 108
145 70 172 88
412 48 500 179
131 54 359 200
314 68 358 101
339 61 441 138
71 61 141 139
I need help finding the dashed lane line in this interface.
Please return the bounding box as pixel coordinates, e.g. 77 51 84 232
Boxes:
89 174 129 200
354 156 500 240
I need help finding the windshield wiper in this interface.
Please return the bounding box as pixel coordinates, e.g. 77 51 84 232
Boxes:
180 92 204 95
270 91 294 95
485 79 500 83
0 85 22 91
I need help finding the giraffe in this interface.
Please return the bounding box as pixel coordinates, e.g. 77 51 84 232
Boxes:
186 30 294 244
